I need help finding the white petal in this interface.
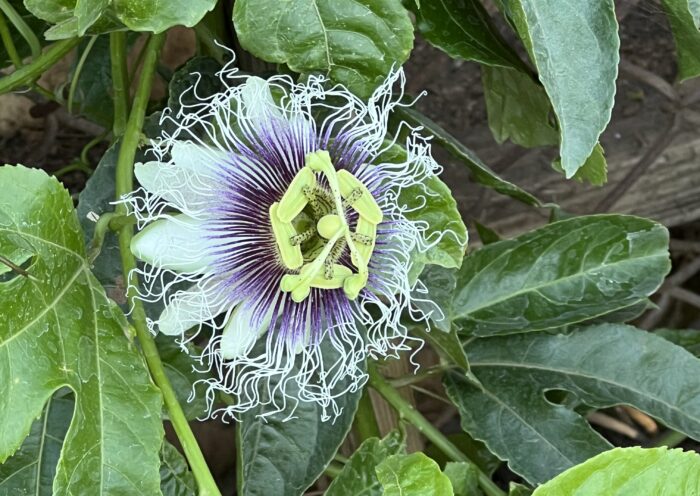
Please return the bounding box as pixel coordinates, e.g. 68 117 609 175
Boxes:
241 76 283 125
135 142 228 207
220 303 273 360
157 278 230 336
131 214 217 273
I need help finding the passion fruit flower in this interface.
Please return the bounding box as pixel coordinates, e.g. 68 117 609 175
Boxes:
121 65 456 420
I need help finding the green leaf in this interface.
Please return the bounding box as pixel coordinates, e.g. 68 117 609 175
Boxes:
396 107 543 207
326 432 404 496
447 323 700 484
505 0 619 177
532 447 700 496
474 221 501 245
661 0 700 82
239 341 362 496
482 66 558 148
25 0 216 37
77 142 125 302
509 482 532 496
413 326 470 373
408 0 526 71
376 452 453 496
157 335 209 420
425 432 501 477
451 215 670 336
0 165 163 494
443 461 479 496
401 174 468 275
655 328 700 356
69 35 114 127
552 143 607 186
233 0 414 98
417 264 458 331
0 392 72 495
160 441 196 496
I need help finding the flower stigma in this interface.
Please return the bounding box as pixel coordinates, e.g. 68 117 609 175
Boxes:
273 150 382 303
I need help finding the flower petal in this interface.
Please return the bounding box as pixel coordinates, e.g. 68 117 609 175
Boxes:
157 278 230 336
220 303 273 360
135 142 228 207
131 214 217 273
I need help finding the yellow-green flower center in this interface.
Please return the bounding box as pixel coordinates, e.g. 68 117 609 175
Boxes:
269 150 383 302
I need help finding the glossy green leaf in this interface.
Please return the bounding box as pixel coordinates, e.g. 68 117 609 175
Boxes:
160 441 196 496
452 215 670 336
505 0 619 177
661 0 700 81
425 432 501 477
416 264 458 332
401 174 468 275
157 335 209 420
376 452 453 496
446 323 700 484
25 0 216 38
553 143 607 186
409 0 526 71
239 341 362 496
77 142 124 301
69 35 114 127
396 107 543 207
474 221 501 245
532 447 700 496
413 326 470 373
325 432 403 496
482 66 558 148
233 0 414 98
655 328 700 356
443 462 479 496
0 165 163 494
0 392 72 495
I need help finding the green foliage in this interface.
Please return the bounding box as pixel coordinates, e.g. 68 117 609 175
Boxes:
443 461 479 496
0 392 72 495
503 0 619 177
532 447 700 495
451 215 670 336
69 35 114 127
0 165 163 494
661 0 700 81
238 341 362 496
446 324 700 484
401 174 468 276
552 143 608 186
376 452 453 496
24 0 216 38
482 66 558 148
326 432 404 496
409 0 525 71
160 442 196 496
233 0 414 98
397 107 543 207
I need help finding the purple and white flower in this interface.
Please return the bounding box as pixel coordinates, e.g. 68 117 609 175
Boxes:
121 64 450 420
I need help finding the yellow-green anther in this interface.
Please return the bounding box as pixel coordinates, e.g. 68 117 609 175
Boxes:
269 202 303 269
277 167 316 223
351 216 376 268
337 170 383 224
343 271 368 300
292 285 311 303
317 214 342 240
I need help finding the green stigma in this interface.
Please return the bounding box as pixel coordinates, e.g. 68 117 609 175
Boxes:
270 150 383 302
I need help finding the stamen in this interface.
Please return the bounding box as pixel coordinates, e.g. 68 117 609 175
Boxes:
269 202 303 269
291 228 315 246
277 167 316 223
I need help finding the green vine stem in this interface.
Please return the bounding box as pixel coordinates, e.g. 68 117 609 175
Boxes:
0 0 40 59
354 387 381 442
112 32 221 496
0 37 78 95
368 362 506 496
109 32 130 137
0 10 21 68
67 35 97 114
